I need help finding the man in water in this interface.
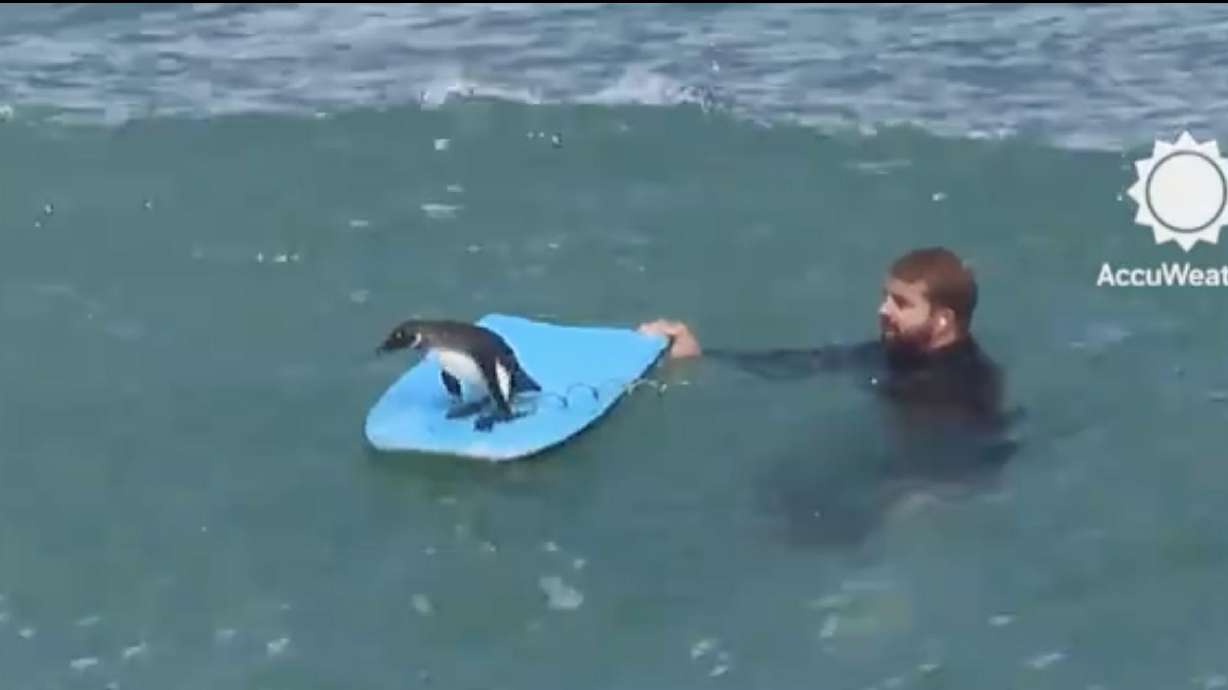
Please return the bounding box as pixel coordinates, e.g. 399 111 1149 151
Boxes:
639 246 1019 544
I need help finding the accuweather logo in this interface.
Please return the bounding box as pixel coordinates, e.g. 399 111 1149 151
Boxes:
1098 131 1228 287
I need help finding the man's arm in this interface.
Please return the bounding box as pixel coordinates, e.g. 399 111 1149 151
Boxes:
637 318 882 380
701 341 882 380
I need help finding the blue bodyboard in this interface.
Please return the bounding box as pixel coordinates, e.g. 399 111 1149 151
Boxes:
364 314 670 460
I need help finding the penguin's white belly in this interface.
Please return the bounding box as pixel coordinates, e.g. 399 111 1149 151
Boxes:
435 350 485 390
435 349 511 399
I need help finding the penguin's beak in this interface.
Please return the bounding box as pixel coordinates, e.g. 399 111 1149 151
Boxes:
375 336 401 356
376 330 417 355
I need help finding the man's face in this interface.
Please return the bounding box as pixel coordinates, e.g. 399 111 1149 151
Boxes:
878 276 938 353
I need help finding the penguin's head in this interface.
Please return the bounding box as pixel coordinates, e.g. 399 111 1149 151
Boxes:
376 322 426 355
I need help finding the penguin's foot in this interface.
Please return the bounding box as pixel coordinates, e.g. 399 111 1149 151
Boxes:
446 398 490 419
473 410 526 432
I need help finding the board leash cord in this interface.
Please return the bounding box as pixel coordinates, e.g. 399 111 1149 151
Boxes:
510 331 680 414
511 376 678 415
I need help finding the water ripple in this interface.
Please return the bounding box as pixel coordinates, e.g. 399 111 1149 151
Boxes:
0 4 1222 149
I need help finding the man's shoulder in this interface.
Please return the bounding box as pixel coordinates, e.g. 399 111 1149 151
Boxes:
963 337 1005 383
954 336 1011 419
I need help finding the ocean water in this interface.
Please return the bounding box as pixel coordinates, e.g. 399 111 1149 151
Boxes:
1 4 1227 689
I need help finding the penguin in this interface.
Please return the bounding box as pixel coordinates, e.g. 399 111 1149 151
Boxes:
376 319 541 431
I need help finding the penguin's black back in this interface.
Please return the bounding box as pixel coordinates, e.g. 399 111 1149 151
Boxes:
407 319 541 395
414 320 515 360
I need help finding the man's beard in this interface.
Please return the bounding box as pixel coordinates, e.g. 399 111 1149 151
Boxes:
880 322 934 365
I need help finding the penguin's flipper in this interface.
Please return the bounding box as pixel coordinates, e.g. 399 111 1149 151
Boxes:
481 359 514 416
440 371 463 399
446 397 490 419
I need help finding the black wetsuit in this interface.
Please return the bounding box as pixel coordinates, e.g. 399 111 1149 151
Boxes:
703 335 1019 545
707 335 1010 430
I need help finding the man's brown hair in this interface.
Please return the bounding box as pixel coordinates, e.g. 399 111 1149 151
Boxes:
889 247 978 330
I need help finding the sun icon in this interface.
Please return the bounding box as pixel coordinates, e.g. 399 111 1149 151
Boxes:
1126 131 1228 252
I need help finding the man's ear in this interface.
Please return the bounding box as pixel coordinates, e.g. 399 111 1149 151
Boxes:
936 306 956 330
